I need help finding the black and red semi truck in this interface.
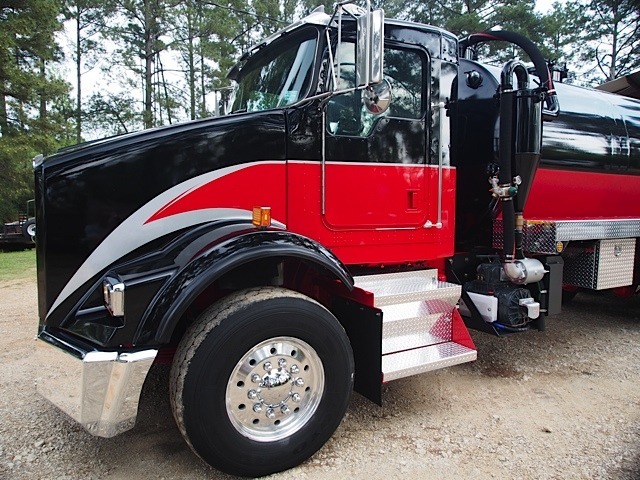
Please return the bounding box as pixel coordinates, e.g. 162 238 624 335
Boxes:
33 4 640 477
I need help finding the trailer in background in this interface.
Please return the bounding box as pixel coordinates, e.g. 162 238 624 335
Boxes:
0 199 35 250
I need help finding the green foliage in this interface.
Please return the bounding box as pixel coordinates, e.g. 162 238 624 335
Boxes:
85 91 139 136
539 1 584 59
62 0 112 144
400 0 638 86
0 137 36 222
583 0 640 82
0 0 73 222
170 0 244 120
106 0 172 129
253 0 292 37
403 1 541 63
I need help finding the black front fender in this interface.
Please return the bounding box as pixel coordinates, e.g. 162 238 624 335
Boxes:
136 230 353 345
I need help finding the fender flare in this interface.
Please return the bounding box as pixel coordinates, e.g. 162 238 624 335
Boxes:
136 230 353 344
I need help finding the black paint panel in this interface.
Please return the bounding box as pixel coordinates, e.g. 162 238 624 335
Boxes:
140 230 354 346
454 59 640 174
38 112 286 324
51 220 253 346
452 59 640 250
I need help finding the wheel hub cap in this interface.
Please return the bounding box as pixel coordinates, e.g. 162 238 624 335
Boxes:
226 337 324 442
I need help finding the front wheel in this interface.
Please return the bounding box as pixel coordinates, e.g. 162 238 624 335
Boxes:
170 287 354 477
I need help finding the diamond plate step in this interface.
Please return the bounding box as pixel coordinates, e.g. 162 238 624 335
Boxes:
354 270 475 383
354 270 460 307
381 302 449 354
382 342 477 382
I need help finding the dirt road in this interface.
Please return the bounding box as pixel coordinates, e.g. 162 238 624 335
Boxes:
1 275 639 479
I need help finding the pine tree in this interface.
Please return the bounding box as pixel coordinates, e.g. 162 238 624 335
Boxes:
171 1 243 120
107 0 171 129
586 0 640 82
536 1 588 84
0 0 72 222
63 0 112 144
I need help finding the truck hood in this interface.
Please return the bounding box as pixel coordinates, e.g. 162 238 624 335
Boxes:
36 110 287 325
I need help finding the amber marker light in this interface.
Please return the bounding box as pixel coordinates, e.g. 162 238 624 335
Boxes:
252 206 271 228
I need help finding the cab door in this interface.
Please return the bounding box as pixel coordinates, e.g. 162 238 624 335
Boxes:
323 44 429 229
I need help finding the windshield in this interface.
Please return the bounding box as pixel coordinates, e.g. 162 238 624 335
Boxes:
230 29 318 113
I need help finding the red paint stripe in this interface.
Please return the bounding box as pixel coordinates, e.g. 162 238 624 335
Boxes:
142 160 457 266
525 167 640 220
145 163 287 224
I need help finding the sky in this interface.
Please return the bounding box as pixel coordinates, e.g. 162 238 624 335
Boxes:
535 0 561 13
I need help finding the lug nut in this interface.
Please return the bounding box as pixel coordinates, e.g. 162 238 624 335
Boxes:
281 405 290 415
253 403 262 413
251 374 261 383
247 389 258 400
278 358 287 368
291 393 301 403
266 408 276 419
263 361 272 371
290 364 299 374
294 378 304 387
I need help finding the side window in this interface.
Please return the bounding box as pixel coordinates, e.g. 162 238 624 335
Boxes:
327 43 425 137
384 49 424 119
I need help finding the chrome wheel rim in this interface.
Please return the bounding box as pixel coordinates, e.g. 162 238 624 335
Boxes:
226 336 324 442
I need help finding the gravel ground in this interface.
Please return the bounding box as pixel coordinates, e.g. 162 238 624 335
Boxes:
1 275 639 479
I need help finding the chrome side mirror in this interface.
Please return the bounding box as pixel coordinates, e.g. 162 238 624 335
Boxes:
356 9 384 87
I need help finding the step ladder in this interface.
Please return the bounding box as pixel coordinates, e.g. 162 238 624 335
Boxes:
353 270 477 382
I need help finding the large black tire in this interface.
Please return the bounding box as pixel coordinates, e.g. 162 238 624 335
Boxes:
21 219 35 240
170 287 354 477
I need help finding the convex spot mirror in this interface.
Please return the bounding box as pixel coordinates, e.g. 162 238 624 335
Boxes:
363 78 391 115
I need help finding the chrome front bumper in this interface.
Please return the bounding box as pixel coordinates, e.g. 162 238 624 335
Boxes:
35 332 157 438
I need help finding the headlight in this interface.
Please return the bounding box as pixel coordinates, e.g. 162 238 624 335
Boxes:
103 277 125 317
